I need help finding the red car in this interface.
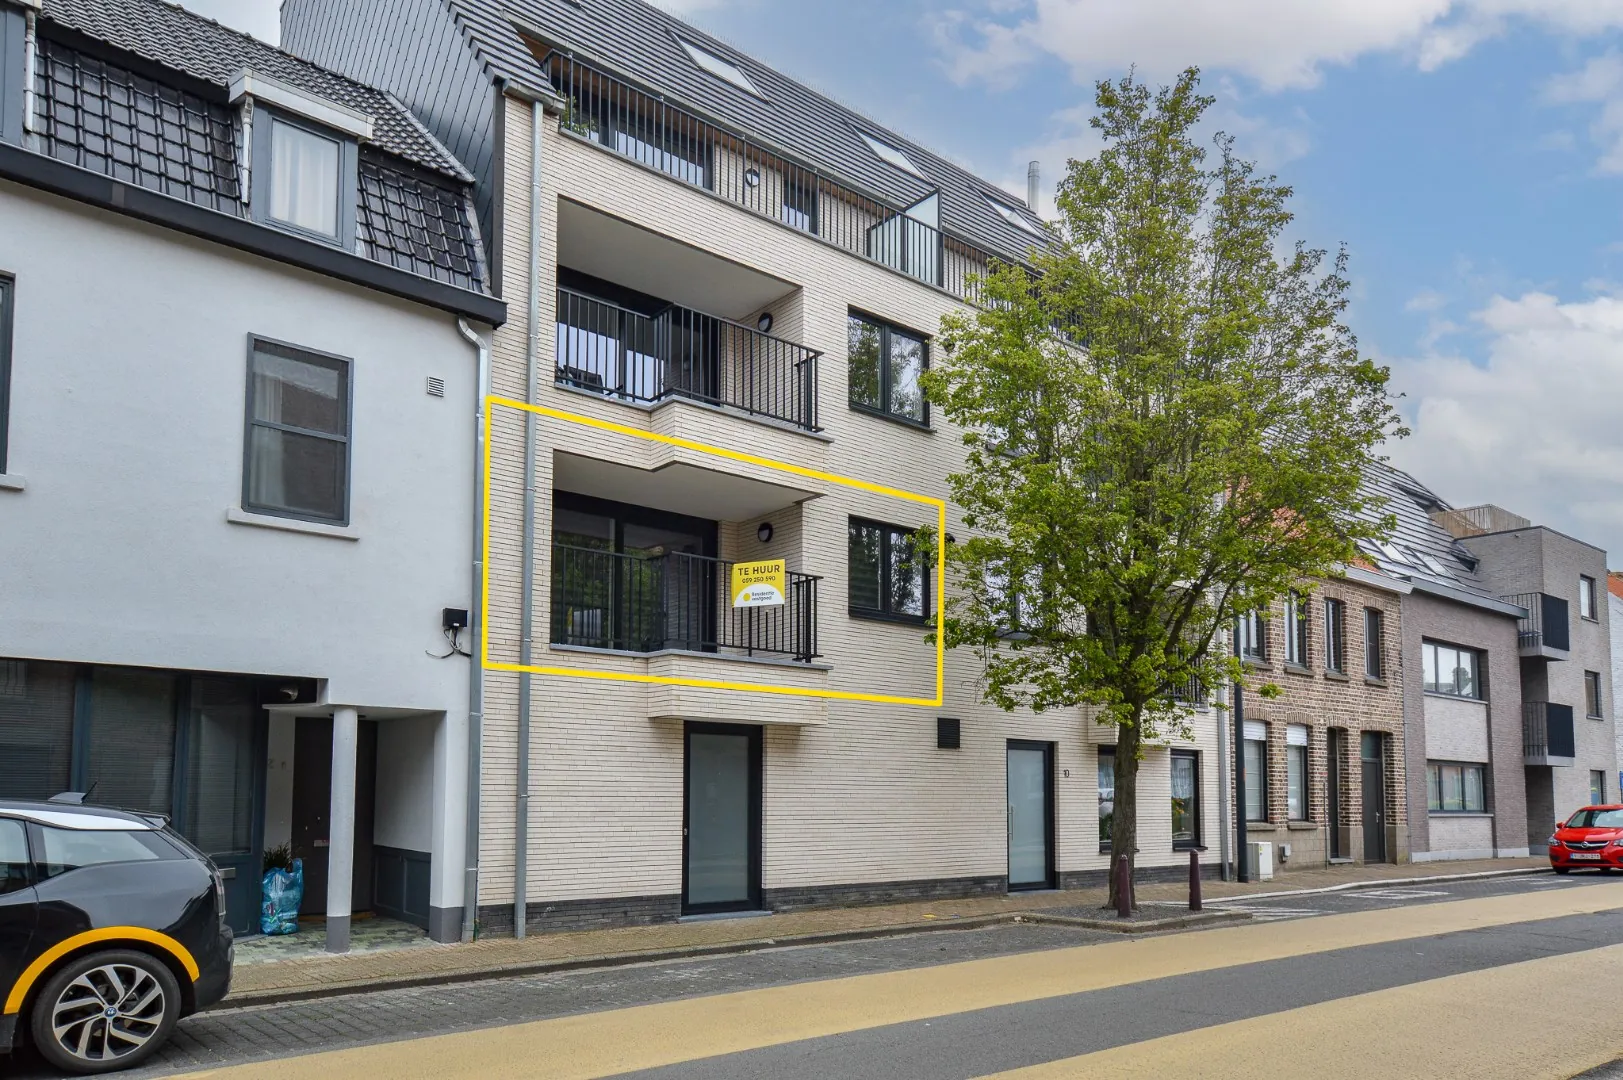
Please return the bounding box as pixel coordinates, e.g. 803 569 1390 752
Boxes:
1548 805 1623 873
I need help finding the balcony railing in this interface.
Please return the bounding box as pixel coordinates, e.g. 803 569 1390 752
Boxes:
556 287 820 431
543 52 1001 302
1524 701 1576 763
551 544 820 662
1503 592 1570 655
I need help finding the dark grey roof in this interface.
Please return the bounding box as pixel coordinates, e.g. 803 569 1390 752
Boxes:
1359 459 1510 610
42 0 470 180
444 0 1046 264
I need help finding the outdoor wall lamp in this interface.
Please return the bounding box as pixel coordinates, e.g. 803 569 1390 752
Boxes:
757 312 774 333
758 522 774 543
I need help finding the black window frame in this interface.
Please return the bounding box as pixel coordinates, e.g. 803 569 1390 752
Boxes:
847 516 930 624
241 335 355 526
846 310 929 428
1586 670 1605 719
1422 639 1484 700
1171 749 1201 851
1236 611 1268 663
1098 746 1115 852
1426 761 1488 813
1283 591 1308 667
251 105 359 249
0 273 11 475
1324 597 1346 674
1580 574 1599 621
1364 607 1385 680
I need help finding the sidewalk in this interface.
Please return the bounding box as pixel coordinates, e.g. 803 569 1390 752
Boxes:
221 857 1547 1008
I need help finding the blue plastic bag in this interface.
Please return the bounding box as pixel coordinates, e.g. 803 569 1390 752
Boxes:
260 858 303 936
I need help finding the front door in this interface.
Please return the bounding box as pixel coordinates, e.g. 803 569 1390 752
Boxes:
291 717 378 917
1361 732 1387 864
1007 741 1054 890
683 723 761 914
1327 729 1345 860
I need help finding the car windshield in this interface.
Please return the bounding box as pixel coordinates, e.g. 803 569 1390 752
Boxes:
1566 809 1623 828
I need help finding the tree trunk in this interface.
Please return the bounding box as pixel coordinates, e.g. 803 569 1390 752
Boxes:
1107 713 1143 912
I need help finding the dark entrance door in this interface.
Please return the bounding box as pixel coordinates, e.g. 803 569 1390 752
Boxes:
1007 741 1055 890
683 722 761 914
291 717 377 917
1361 732 1387 864
1327 729 1346 860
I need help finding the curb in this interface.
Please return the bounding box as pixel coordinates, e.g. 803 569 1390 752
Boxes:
213 906 1239 1011
1200 865 1549 905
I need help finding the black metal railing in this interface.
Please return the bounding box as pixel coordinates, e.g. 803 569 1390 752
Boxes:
1524 701 1576 760
551 544 819 662
1503 592 1570 653
544 52 999 302
556 287 820 430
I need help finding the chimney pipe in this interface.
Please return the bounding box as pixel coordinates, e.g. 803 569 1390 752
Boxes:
1026 160 1040 215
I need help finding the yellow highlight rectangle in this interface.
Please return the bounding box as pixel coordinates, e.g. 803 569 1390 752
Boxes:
481 397 946 706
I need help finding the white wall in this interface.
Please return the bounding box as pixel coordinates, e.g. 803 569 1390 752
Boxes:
374 713 439 852
264 714 295 849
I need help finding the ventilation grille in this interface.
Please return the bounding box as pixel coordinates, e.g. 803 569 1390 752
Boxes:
426 376 445 398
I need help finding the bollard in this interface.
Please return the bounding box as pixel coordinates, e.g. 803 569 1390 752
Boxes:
1188 848 1203 911
1115 855 1132 918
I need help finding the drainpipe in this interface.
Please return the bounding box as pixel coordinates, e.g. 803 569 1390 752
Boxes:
21 6 38 139
1214 657 1232 881
456 317 490 942
513 98 544 939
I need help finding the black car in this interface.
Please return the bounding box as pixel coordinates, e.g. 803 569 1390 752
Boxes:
0 797 234 1074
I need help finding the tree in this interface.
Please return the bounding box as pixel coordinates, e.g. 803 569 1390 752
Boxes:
921 68 1403 909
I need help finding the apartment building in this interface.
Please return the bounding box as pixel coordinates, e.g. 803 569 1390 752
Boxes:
285 0 1225 932
0 0 503 947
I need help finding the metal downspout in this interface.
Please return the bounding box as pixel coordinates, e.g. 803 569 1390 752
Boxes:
456 318 490 941
515 99 543 939
1214 653 1232 881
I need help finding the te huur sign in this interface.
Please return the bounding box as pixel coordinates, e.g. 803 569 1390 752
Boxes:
731 560 786 608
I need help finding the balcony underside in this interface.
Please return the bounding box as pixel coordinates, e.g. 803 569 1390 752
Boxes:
554 451 816 521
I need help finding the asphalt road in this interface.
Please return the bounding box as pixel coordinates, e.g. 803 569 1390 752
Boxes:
5 871 1623 1080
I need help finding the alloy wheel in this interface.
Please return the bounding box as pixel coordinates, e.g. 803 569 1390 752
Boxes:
47 962 168 1065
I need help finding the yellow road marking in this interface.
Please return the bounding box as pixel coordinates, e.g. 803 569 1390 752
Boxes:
175 885 1623 1079
975 941 1623 1079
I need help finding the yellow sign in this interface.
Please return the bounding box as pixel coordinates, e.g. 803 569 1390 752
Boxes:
731 559 786 608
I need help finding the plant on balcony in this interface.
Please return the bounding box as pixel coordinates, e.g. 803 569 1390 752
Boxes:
922 68 1402 912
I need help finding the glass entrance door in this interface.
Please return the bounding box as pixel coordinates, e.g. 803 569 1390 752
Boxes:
683 723 761 913
1007 741 1054 890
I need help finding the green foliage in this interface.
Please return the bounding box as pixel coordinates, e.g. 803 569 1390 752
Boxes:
262 842 295 874
920 68 1402 894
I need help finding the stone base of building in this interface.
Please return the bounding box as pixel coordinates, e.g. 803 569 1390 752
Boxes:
762 874 1007 912
1060 860 1220 890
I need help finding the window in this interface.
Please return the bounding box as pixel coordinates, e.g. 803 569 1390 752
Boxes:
848 312 927 424
858 131 924 178
1236 611 1267 662
1286 725 1309 820
1324 598 1346 673
1364 608 1385 680
848 518 927 621
1581 575 1598 620
244 338 352 524
0 818 29 896
781 176 818 233
34 825 177 881
1283 592 1308 666
1592 770 1607 806
1243 721 1268 821
985 195 1044 238
1098 747 1114 848
1422 641 1482 699
676 38 763 97
0 274 11 474
1171 750 1200 849
1426 762 1486 813
268 117 341 238
1587 670 1604 719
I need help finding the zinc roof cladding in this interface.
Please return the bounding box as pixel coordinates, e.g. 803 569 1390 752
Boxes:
1359 459 1502 606
445 0 1049 265
41 0 472 181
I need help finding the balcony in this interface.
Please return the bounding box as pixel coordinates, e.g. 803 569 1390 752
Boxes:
1524 701 1576 767
551 544 820 663
556 285 819 432
541 52 1002 302
1503 592 1570 659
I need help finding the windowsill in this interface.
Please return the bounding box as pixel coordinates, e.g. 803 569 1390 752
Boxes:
1423 691 1486 704
1172 843 1202 852
1282 662 1313 677
1244 821 1277 832
1242 658 1270 671
0 473 24 492
1427 811 1492 818
1287 821 1318 831
1364 676 1388 688
848 402 932 433
1323 670 1350 682
226 507 358 540
548 642 831 671
849 607 929 628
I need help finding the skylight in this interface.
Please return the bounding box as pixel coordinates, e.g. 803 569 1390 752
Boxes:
985 195 1044 237
859 132 925 178
677 39 762 98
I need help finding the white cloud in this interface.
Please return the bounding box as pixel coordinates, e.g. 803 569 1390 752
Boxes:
1542 52 1623 173
1389 290 1623 559
932 1 1623 93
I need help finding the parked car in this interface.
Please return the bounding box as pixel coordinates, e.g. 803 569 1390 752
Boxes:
1548 805 1623 874
1 797 233 1074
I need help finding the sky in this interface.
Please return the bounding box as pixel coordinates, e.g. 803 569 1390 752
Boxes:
196 0 1623 560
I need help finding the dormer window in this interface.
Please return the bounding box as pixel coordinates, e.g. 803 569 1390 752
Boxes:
269 118 341 238
859 131 925 178
985 195 1044 237
677 38 763 98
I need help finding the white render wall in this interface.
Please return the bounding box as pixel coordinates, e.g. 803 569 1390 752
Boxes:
477 99 1221 915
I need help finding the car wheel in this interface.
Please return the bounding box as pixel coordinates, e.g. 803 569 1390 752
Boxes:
1554 867 1572 875
28 949 181 1075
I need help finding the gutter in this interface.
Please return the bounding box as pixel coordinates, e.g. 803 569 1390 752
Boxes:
1406 577 1526 619
456 318 491 941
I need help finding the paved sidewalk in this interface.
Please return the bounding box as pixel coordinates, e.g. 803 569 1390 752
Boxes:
221 856 1547 1008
